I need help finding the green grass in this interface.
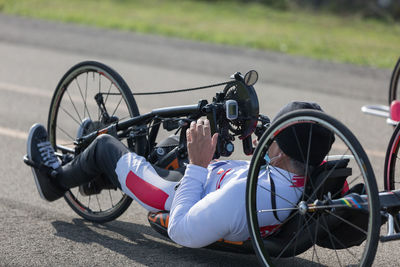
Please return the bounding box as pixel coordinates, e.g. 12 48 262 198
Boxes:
1 0 399 68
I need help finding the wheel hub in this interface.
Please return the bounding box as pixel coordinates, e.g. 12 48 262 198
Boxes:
298 201 308 215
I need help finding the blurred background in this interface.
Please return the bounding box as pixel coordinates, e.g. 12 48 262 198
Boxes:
0 0 399 68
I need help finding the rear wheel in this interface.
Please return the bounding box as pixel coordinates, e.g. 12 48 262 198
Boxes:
48 61 146 223
246 110 380 267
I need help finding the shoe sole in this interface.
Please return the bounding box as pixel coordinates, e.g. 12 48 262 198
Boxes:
27 123 47 201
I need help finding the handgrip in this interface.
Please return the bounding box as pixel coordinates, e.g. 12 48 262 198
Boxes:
242 135 254 155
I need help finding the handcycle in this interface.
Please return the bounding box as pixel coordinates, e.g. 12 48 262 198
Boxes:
33 60 400 266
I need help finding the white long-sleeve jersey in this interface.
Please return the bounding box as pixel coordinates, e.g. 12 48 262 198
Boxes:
168 161 304 248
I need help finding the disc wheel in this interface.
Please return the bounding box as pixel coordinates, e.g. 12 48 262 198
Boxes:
246 110 380 267
388 57 400 107
384 122 400 232
48 61 146 223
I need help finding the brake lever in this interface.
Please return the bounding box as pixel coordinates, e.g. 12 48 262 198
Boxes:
254 115 271 140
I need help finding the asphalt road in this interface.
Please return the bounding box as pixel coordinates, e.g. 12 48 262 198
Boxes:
0 14 398 266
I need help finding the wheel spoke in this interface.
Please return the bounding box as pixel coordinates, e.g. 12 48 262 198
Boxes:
111 96 123 117
269 165 307 198
56 125 76 141
75 77 92 120
290 209 308 266
258 207 298 213
274 213 317 261
308 213 360 261
96 194 102 212
325 209 368 235
258 182 298 208
104 80 113 106
60 105 82 126
331 172 363 200
108 190 114 207
320 214 343 267
300 124 314 204
65 89 83 123
75 188 80 203
307 150 351 202
88 195 91 210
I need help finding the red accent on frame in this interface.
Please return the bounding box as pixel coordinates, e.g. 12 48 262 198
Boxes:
126 171 168 210
341 180 349 195
391 100 400 121
259 224 280 237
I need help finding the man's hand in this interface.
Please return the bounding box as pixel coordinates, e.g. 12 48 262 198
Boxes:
186 119 218 168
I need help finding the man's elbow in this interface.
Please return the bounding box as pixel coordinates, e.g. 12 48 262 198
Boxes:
167 225 206 248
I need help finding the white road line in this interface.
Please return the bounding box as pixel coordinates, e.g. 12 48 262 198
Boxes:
0 126 28 140
0 82 53 98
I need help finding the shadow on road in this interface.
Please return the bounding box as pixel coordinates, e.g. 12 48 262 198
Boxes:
51 218 260 266
51 218 324 266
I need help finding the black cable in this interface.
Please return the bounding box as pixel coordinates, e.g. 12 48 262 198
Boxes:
103 81 234 96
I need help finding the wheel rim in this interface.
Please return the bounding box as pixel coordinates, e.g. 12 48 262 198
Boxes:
386 126 400 191
384 125 400 232
48 64 135 221
246 111 379 267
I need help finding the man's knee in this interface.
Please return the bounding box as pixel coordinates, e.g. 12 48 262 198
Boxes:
95 134 117 146
93 134 129 160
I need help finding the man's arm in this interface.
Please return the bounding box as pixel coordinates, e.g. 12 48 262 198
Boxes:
168 164 246 248
168 119 238 247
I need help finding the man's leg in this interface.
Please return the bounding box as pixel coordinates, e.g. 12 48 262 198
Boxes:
27 124 181 211
59 134 181 211
57 134 129 190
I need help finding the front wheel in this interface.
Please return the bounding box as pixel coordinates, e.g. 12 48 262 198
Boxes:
48 61 146 223
246 110 380 267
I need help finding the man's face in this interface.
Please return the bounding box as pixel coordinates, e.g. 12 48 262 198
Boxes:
268 141 282 166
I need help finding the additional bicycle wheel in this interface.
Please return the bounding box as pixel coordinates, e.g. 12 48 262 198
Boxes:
384 122 400 231
384 122 400 191
246 110 380 267
48 61 146 223
388 57 400 107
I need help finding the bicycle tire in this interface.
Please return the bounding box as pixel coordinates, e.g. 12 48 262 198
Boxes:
48 61 146 223
388 57 400 107
246 110 380 267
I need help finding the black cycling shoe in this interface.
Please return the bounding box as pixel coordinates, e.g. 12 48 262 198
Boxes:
26 123 66 201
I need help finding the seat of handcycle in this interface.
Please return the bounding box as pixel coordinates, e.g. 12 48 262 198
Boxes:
262 158 371 257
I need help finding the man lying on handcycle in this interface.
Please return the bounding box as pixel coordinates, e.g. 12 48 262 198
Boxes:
26 101 333 248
